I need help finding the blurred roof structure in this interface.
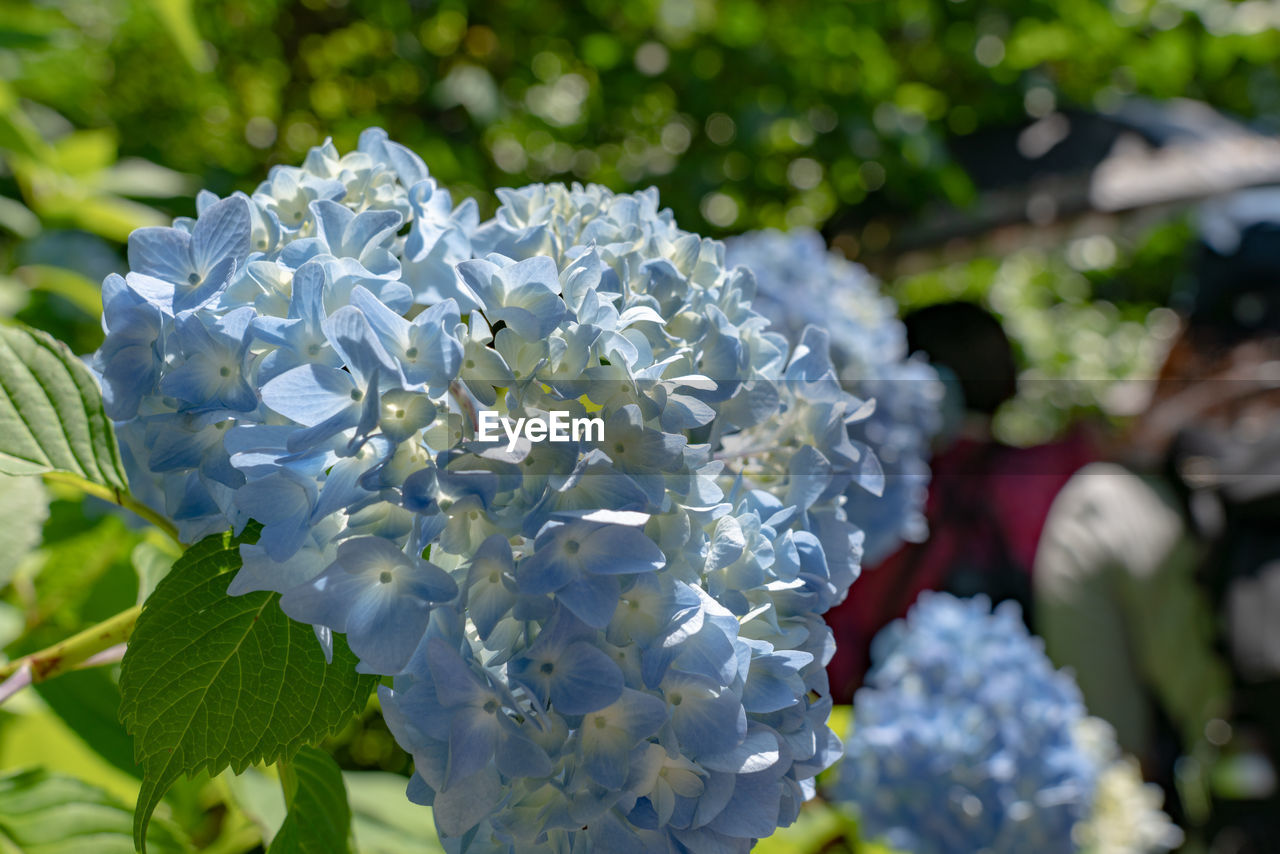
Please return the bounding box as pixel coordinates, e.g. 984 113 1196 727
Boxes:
852 99 1280 273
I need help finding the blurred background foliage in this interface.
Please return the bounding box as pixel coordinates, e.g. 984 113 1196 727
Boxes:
3 0 1276 442
6 0 1280 231
2 0 1278 850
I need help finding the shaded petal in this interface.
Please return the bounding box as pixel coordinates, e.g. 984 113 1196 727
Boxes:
261 364 355 425
547 641 624 715
580 525 666 575
345 583 431 673
191 195 251 271
557 574 620 629
127 227 192 285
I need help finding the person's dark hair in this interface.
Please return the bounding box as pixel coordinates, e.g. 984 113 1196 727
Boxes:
904 301 1018 416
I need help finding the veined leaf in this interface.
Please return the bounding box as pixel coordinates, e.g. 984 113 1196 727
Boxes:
268 747 352 854
0 767 191 854
228 767 446 854
119 526 376 850
0 472 47 589
0 323 127 489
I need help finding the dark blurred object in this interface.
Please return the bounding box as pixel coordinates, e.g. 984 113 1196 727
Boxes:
826 303 1095 702
954 99 1280 215
1192 189 1280 344
1038 190 1280 853
1175 206 1280 852
904 300 1017 415
855 99 1280 274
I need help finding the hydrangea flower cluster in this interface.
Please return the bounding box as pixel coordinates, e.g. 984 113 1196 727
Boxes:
725 229 942 564
95 131 881 852
835 593 1178 854
1072 718 1183 854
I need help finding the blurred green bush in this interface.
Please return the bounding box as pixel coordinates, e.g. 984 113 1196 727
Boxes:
4 0 1275 440
5 0 1280 234
0 2 1276 848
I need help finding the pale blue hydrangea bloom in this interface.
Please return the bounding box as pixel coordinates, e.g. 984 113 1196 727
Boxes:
725 229 943 563
96 133 878 851
834 593 1101 854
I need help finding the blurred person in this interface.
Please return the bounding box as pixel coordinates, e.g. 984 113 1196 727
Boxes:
826 301 1096 702
1035 190 1280 852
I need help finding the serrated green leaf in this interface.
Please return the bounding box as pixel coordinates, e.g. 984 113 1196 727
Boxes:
268 747 352 854
0 323 127 489
0 767 191 854
119 526 376 851
0 473 47 589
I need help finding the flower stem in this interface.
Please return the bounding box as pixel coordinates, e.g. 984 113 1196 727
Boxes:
41 470 180 543
0 604 140 682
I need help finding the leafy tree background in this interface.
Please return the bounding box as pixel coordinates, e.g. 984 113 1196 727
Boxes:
6 0 1278 443
1 0 1277 850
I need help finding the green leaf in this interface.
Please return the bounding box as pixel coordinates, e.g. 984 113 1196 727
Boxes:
828 704 852 740
228 767 446 854
0 473 47 589
0 705 141 807
63 196 170 243
12 265 103 318
0 323 127 489
0 767 191 854
119 526 376 850
15 511 139 646
754 799 846 854
0 83 48 161
142 0 212 72
0 195 40 238
49 129 117 175
97 159 197 199
131 539 180 604
35 668 141 780
344 771 444 854
268 747 352 854
224 767 286 845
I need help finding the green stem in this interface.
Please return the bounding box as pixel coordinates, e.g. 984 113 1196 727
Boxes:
0 604 140 681
41 470 180 543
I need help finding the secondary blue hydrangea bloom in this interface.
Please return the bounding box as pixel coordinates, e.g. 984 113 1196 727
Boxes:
725 229 943 564
95 132 882 851
833 593 1100 854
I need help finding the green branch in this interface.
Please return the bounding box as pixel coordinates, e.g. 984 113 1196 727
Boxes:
0 604 140 681
41 470 180 543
